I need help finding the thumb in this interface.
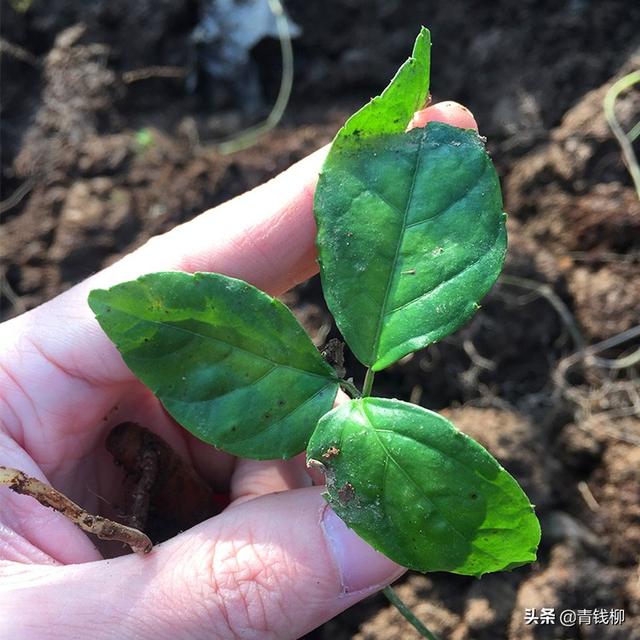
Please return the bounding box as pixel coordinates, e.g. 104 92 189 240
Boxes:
2 487 404 639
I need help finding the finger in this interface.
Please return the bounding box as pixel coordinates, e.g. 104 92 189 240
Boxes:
0 431 102 564
2 488 404 639
184 434 236 491
408 100 479 131
94 146 328 297
229 453 311 506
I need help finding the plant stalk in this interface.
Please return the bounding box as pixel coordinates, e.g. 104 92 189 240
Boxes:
383 586 439 640
339 378 362 398
603 70 640 198
362 368 375 397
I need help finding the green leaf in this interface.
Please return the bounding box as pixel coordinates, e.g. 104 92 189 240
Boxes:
307 398 540 576
89 272 339 459
336 26 431 140
314 29 507 370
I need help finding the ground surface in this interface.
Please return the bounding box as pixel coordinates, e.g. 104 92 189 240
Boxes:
1 1 639 638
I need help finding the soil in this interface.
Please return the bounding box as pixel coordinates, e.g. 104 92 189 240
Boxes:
1 1 639 638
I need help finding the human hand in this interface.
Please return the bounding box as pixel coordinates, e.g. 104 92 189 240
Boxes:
0 103 477 639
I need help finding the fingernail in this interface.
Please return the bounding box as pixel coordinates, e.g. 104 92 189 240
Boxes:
321 507 405 594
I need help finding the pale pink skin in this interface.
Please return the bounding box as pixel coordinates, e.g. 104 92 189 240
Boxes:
0 103 478 639
407 100 479 132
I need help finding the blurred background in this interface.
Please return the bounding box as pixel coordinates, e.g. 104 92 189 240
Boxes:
1 1 639 638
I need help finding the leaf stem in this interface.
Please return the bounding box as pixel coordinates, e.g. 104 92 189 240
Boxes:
383 586 439 640
339 378 362 398
362 368 375 397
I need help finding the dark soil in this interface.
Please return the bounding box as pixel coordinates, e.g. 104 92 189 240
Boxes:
2 1 639 638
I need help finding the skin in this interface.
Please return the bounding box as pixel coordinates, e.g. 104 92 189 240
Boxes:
0 102 478 639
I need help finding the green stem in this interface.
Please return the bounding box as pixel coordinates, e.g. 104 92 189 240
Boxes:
339 378 362 398
362 368 375 397
603 70 640 198
383 586 439 640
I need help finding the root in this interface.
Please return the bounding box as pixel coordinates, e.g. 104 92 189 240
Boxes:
493 276 640 429
216 0 295 153
0 466 152 554
122 66 188 84
0 176 35 215
499 274 585 351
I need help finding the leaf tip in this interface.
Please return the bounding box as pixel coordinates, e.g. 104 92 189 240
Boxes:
88 287 108 314
409 26 431 71
413 26 431 46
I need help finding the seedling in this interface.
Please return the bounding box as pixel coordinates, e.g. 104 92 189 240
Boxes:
89 27 540 634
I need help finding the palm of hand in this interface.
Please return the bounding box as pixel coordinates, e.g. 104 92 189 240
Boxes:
0 147 324 563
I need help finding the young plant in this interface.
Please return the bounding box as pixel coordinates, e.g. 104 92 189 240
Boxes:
89 26 540 592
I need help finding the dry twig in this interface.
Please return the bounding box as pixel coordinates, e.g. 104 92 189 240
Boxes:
0 37 39 67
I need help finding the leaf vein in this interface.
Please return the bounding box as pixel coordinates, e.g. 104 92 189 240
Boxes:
372 427 518 502
223 382 335 446
404 160 490 230
368 128 427 363
343 170 405 218
360 404 505 564
384 225 503 317
102 305 334 382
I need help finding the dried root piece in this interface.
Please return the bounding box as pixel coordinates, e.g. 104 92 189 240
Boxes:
106 422 220 542
0 465 152 554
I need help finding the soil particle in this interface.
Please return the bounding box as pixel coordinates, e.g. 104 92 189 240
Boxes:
337 482 355 503
322 446 341 460
589 425 640 565
540 511 602 554
568 264 640 341
554 422 604 473
502 54 640 345
49 179 137 278
503 217 563 285
14 25 122 181
509 544 636 639
504 53 640 221
454 574 520 640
